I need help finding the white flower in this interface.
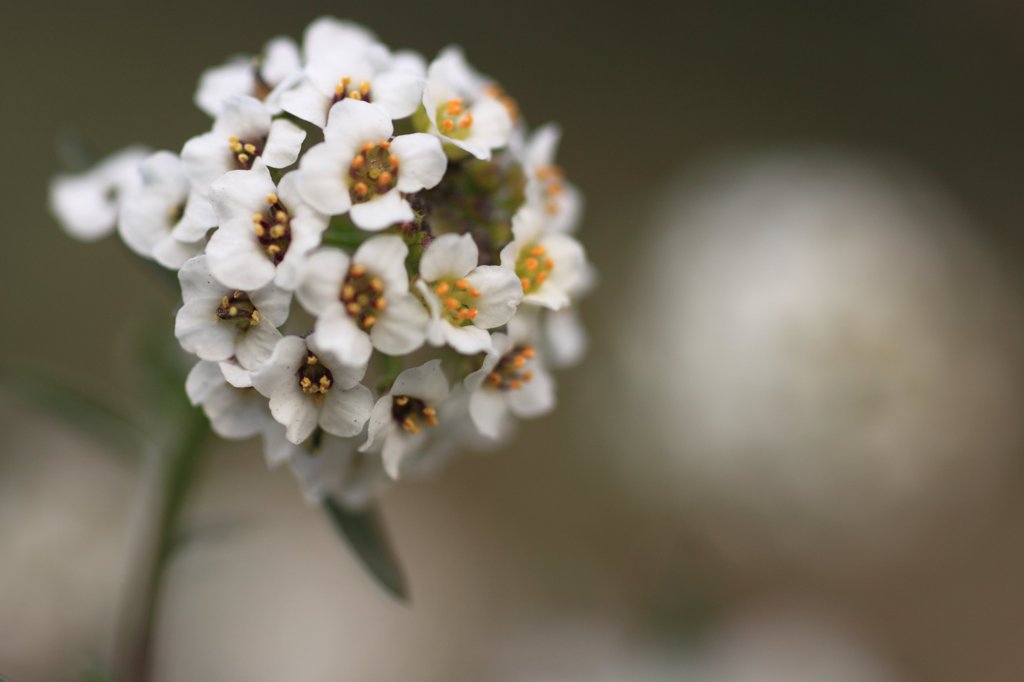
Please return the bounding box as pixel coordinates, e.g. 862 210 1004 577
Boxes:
209 161 328 291
466 322 555 440
185 360 273 440
187 359 296 468
175 255 291 370
414 233 522 354
195 37 302 117
117 151 210 269
49 146 150 242
252 335 373 444
295 99 446 230
421 46 513 160
181 95 306 215
297 236 428 367
289 436 391 508
282 20 423 128
399 385 500 478
520 123 583 233
499 205 587 310
361 359 449 478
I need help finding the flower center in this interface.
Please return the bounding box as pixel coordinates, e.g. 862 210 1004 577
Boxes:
228 135 265 170
251 192 291 265
515 244 554 294
349 140 399 204
534 165 566 215
340 263 387 331
391 394 439 433
216 290 261 330
432 278 481 326
435 98 474 140
487 344 536 391
333 76 372 104
297 352 333 406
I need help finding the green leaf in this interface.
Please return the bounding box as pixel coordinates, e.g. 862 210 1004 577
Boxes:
323 497 409 602
0 365 145 459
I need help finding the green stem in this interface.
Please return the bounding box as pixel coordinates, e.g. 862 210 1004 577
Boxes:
110 407 209 682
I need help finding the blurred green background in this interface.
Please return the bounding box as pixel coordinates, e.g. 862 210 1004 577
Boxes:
3 1 1024 680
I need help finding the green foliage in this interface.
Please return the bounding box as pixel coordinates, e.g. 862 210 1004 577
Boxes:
323 497 409 602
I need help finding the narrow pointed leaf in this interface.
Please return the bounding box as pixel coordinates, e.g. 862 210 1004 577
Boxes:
323 497 409 602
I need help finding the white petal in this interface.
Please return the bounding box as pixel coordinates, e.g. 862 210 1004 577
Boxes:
295 141 352 215
370 294 427 356
195 60 253 117
261 37 302 86
214 95 272 140
181 132 235 193
349 191 413 231
176 193 217 239
507 367 555 418
213 161 276 221
303 18 377 64
319 384 373 437
310 306 373 368
509 204 547 245
463 338 503 391
262 118 306 168
323 99 393 148
545 308 588 368
252 335 307 397
361 396 394 453
262 422 300 468
249 285 291 328
419 233 477 281
353 235 409 292
390 133 446 193
307 335 369 389
185 360 225 405
466 96 513 151
468 388 510 440
270 383 319 444
234 321 282 370
175 299 235 361
296 248 348 314
153 235 203 270
218 360 254 388
370 68 424 119
203 386 269 440
206 220 276 291
467 265 522 329
382 431 423 479
391 358 449 404
177 254 223 302
280 79 331 128
442 323 492 355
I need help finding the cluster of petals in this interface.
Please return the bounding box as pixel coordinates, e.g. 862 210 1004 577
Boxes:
49 16 594 509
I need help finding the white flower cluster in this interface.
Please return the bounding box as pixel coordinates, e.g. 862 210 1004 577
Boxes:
50 17 592 508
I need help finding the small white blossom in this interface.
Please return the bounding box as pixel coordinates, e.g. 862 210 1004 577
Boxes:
295 99 446 230
289 436 392 508
361 359 449 478
181 95 306 222
187 359 297 467
117 151 210 269
209 161 328 291
415 233 522 354
466 321 555 440
298 236 428 367
499 205 587 310
520 123 583 233
421 46 513 160
49 146 150 242
195 37 302 117
252 335 373 444
282 20 423 128
175 255 290 370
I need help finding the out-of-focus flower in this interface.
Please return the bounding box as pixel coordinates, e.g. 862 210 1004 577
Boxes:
416 233 523 354
500 205 587 310
362 359 449 478
295 99 446 230
195 36 302 117
421 46 513 160
289 436 391 508
519 123 582 233
49 146 150 241
117 151 210 269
